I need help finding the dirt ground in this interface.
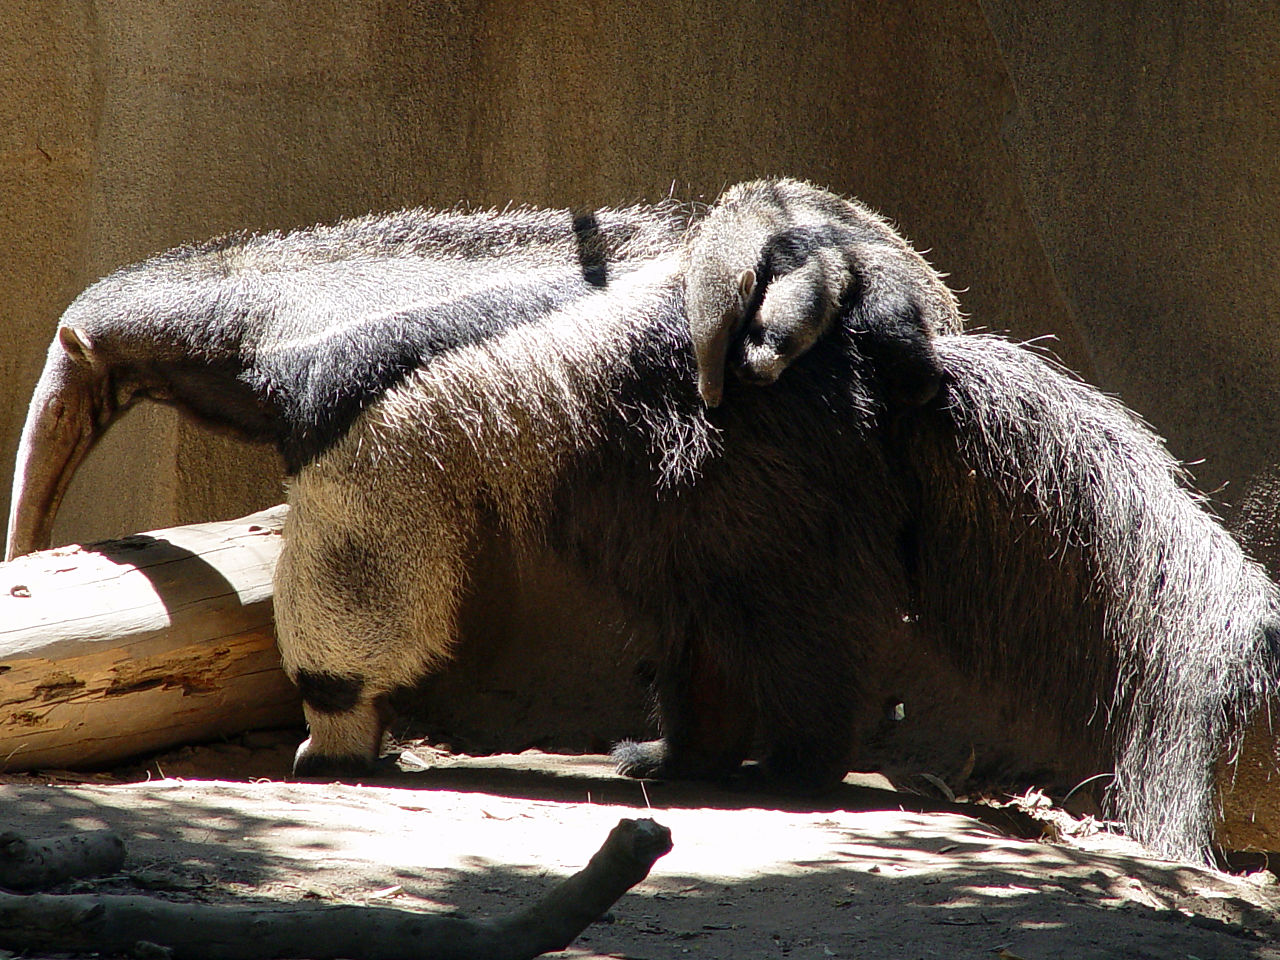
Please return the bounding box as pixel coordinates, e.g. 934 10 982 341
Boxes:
4 728 1279 960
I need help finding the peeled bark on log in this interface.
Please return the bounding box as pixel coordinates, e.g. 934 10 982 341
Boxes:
0 817 673 960
0 506 299 771
0 830 125 891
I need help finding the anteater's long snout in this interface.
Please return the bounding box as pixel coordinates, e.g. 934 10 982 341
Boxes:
6 328 109 561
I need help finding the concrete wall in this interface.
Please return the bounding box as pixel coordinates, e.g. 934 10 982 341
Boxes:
984 2 1280 523
5 3 1280 758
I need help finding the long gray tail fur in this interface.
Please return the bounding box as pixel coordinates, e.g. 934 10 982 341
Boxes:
915 334 1280 860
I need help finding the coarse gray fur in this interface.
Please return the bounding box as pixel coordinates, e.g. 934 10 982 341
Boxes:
4 201 688 557
683 179 961 407
6 182 1278 864
909 335 1280 861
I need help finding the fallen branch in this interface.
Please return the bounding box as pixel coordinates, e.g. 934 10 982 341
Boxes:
0 817 672 960
0 830 125 891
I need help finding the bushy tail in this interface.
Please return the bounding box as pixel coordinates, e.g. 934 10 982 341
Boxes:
915 333 1280 861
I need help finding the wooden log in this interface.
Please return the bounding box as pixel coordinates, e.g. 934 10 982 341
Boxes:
0 506 299 772
0 817 673 960
0 829 126 891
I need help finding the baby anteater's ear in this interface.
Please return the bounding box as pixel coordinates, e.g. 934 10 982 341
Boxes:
733 227 850 388
684 247 766 408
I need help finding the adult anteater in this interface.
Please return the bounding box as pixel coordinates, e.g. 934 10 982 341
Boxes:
7 180 1276 862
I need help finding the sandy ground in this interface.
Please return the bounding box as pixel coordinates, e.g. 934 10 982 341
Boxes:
4 731 1279 960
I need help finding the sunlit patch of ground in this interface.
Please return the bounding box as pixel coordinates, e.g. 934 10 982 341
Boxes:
4 748 1278 959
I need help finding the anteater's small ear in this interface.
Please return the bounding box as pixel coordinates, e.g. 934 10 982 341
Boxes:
57 326 97 368
736 268 757 306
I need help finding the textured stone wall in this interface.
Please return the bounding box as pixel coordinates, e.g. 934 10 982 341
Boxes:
984 2 1280 520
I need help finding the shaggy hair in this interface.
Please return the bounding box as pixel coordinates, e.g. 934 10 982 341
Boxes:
912 336 1280 859
8 184 1276 864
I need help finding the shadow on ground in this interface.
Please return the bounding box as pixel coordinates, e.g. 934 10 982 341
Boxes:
3 731 1278 960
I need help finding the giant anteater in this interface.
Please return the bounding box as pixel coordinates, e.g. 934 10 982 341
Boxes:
7 179 1277 862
